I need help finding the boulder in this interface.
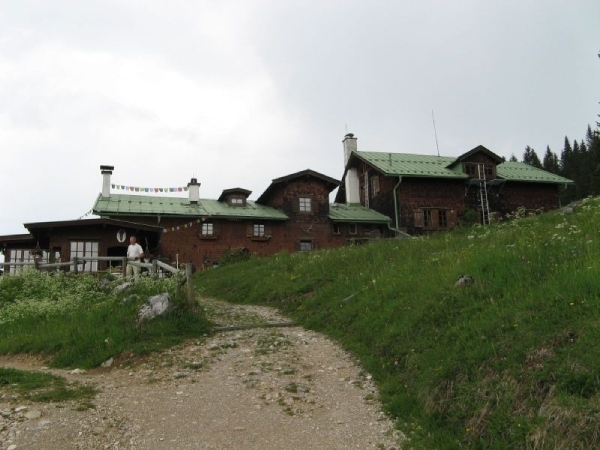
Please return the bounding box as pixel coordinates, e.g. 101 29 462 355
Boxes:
113 282 134 295
455 275 474 286
137 293 173 324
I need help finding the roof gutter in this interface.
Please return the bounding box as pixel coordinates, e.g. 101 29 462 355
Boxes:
388 176 411 238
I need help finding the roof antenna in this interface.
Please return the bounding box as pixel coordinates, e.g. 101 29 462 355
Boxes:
345 123 348 134
432 110 440 157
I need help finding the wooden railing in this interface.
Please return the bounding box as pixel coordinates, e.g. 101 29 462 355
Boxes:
3 257 182 277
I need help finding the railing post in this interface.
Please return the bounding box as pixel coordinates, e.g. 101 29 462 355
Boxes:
185 263 194 308
122 257 127 278
152 260 158 278
72 257 78 274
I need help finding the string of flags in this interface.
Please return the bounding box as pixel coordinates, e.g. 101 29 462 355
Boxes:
111 184 188 193
77 209 94 220
162 218 206 233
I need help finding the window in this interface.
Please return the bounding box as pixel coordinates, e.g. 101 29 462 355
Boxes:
332 223 341 234
299 240 312 251
348 223 357 235
201 223 213 236
299 197 312 212
439 210 448 228
230 197 244 206
370 176 380 197
8 249 46 275
70 241 99 272
423 210 432 229
253 224 265 237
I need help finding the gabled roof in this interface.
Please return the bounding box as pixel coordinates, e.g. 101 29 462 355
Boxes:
217 188 252 202
496 162 574 184
445 145 504 168
328 204 391 223
257 169 341 204
93 194 288 220
349 150 573 184
353 152 466 179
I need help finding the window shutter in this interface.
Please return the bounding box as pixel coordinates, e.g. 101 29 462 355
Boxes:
414 211 423 228
448 210 458 228
431 210 439 230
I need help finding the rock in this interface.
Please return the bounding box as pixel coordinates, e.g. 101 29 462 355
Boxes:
101 358 114 368
14 406 27 413
8 445 17 450
123 294 140 304
24 410 42 420
113 282 134 295
455 275 474 286
137 293 173 324
70 368 86 375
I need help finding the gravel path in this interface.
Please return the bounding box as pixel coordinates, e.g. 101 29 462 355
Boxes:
1 298 403 449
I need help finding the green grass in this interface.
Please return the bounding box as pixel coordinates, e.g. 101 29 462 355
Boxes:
0 367 97 407
0 273 212 369
195 198 600 450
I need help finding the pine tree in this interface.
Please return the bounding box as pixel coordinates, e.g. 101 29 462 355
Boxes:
542 146 560 174
509 153 518 162
523 146 542 168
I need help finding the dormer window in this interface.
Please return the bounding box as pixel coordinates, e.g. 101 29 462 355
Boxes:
229 197 245 206
464 163 495 179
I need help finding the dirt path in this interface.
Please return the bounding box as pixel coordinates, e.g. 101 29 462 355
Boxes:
0 298 403 449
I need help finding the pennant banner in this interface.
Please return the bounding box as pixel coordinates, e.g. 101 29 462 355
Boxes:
77 209 94 220
111 183 188 193
162 219 205 234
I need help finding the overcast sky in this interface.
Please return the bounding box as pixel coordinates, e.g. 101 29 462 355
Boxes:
1 0 599 240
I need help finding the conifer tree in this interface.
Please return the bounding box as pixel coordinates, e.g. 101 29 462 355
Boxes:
523 146 542 168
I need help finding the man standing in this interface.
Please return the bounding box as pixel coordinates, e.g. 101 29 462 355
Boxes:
126 235 145 279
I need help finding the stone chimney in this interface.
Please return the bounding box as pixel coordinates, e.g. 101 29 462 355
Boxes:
100 165 114 198
342 134 360 204
188 178 200 204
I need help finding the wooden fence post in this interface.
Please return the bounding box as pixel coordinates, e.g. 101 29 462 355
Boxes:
122 257 128 278
185 263 194 308
72 257 78 274
152 260 158 278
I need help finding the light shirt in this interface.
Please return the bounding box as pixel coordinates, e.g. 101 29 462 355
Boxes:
127 243 144 259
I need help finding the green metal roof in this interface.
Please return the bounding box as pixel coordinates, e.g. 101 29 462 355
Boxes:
356 152 467 179
328 203 391 223
93 194 288 220
496 162 574 184
355 151 573 184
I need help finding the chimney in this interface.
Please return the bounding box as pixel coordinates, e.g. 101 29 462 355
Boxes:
100 165 114 198
342 134 360 204
343 133 357 165
188 178 200 204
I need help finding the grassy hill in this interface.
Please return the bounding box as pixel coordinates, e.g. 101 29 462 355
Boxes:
195 198 600 450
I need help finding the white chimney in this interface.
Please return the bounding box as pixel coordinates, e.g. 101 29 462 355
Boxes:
100 165 114 198
342 134 360 204
188 178 200 204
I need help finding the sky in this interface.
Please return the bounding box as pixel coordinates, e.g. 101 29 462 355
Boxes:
1 0 599 243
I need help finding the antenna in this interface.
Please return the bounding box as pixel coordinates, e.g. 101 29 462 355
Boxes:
432 110 440 157
345 123 348 134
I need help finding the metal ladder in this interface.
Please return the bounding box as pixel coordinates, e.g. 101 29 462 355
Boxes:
478 164 490 225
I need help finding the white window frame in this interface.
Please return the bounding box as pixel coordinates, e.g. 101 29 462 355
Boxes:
299 240 312 251
253 224 265 237
299 197 312 212
202 223 214 236
70 241 99 272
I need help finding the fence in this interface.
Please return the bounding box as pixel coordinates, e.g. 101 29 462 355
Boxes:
3 257 195 307
3 257 182 278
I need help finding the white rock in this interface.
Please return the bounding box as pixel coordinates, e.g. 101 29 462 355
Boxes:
101 357 114 368
24 410 42 420
70 368 86 375
14 406 27 413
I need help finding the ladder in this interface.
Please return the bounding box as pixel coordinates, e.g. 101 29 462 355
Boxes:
478 164 490 225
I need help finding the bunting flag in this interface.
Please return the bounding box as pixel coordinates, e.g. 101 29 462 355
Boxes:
162 218 206 234
111 184 189 193
77 209 94 220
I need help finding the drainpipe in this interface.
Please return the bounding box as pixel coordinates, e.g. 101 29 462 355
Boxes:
388 176 411 238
